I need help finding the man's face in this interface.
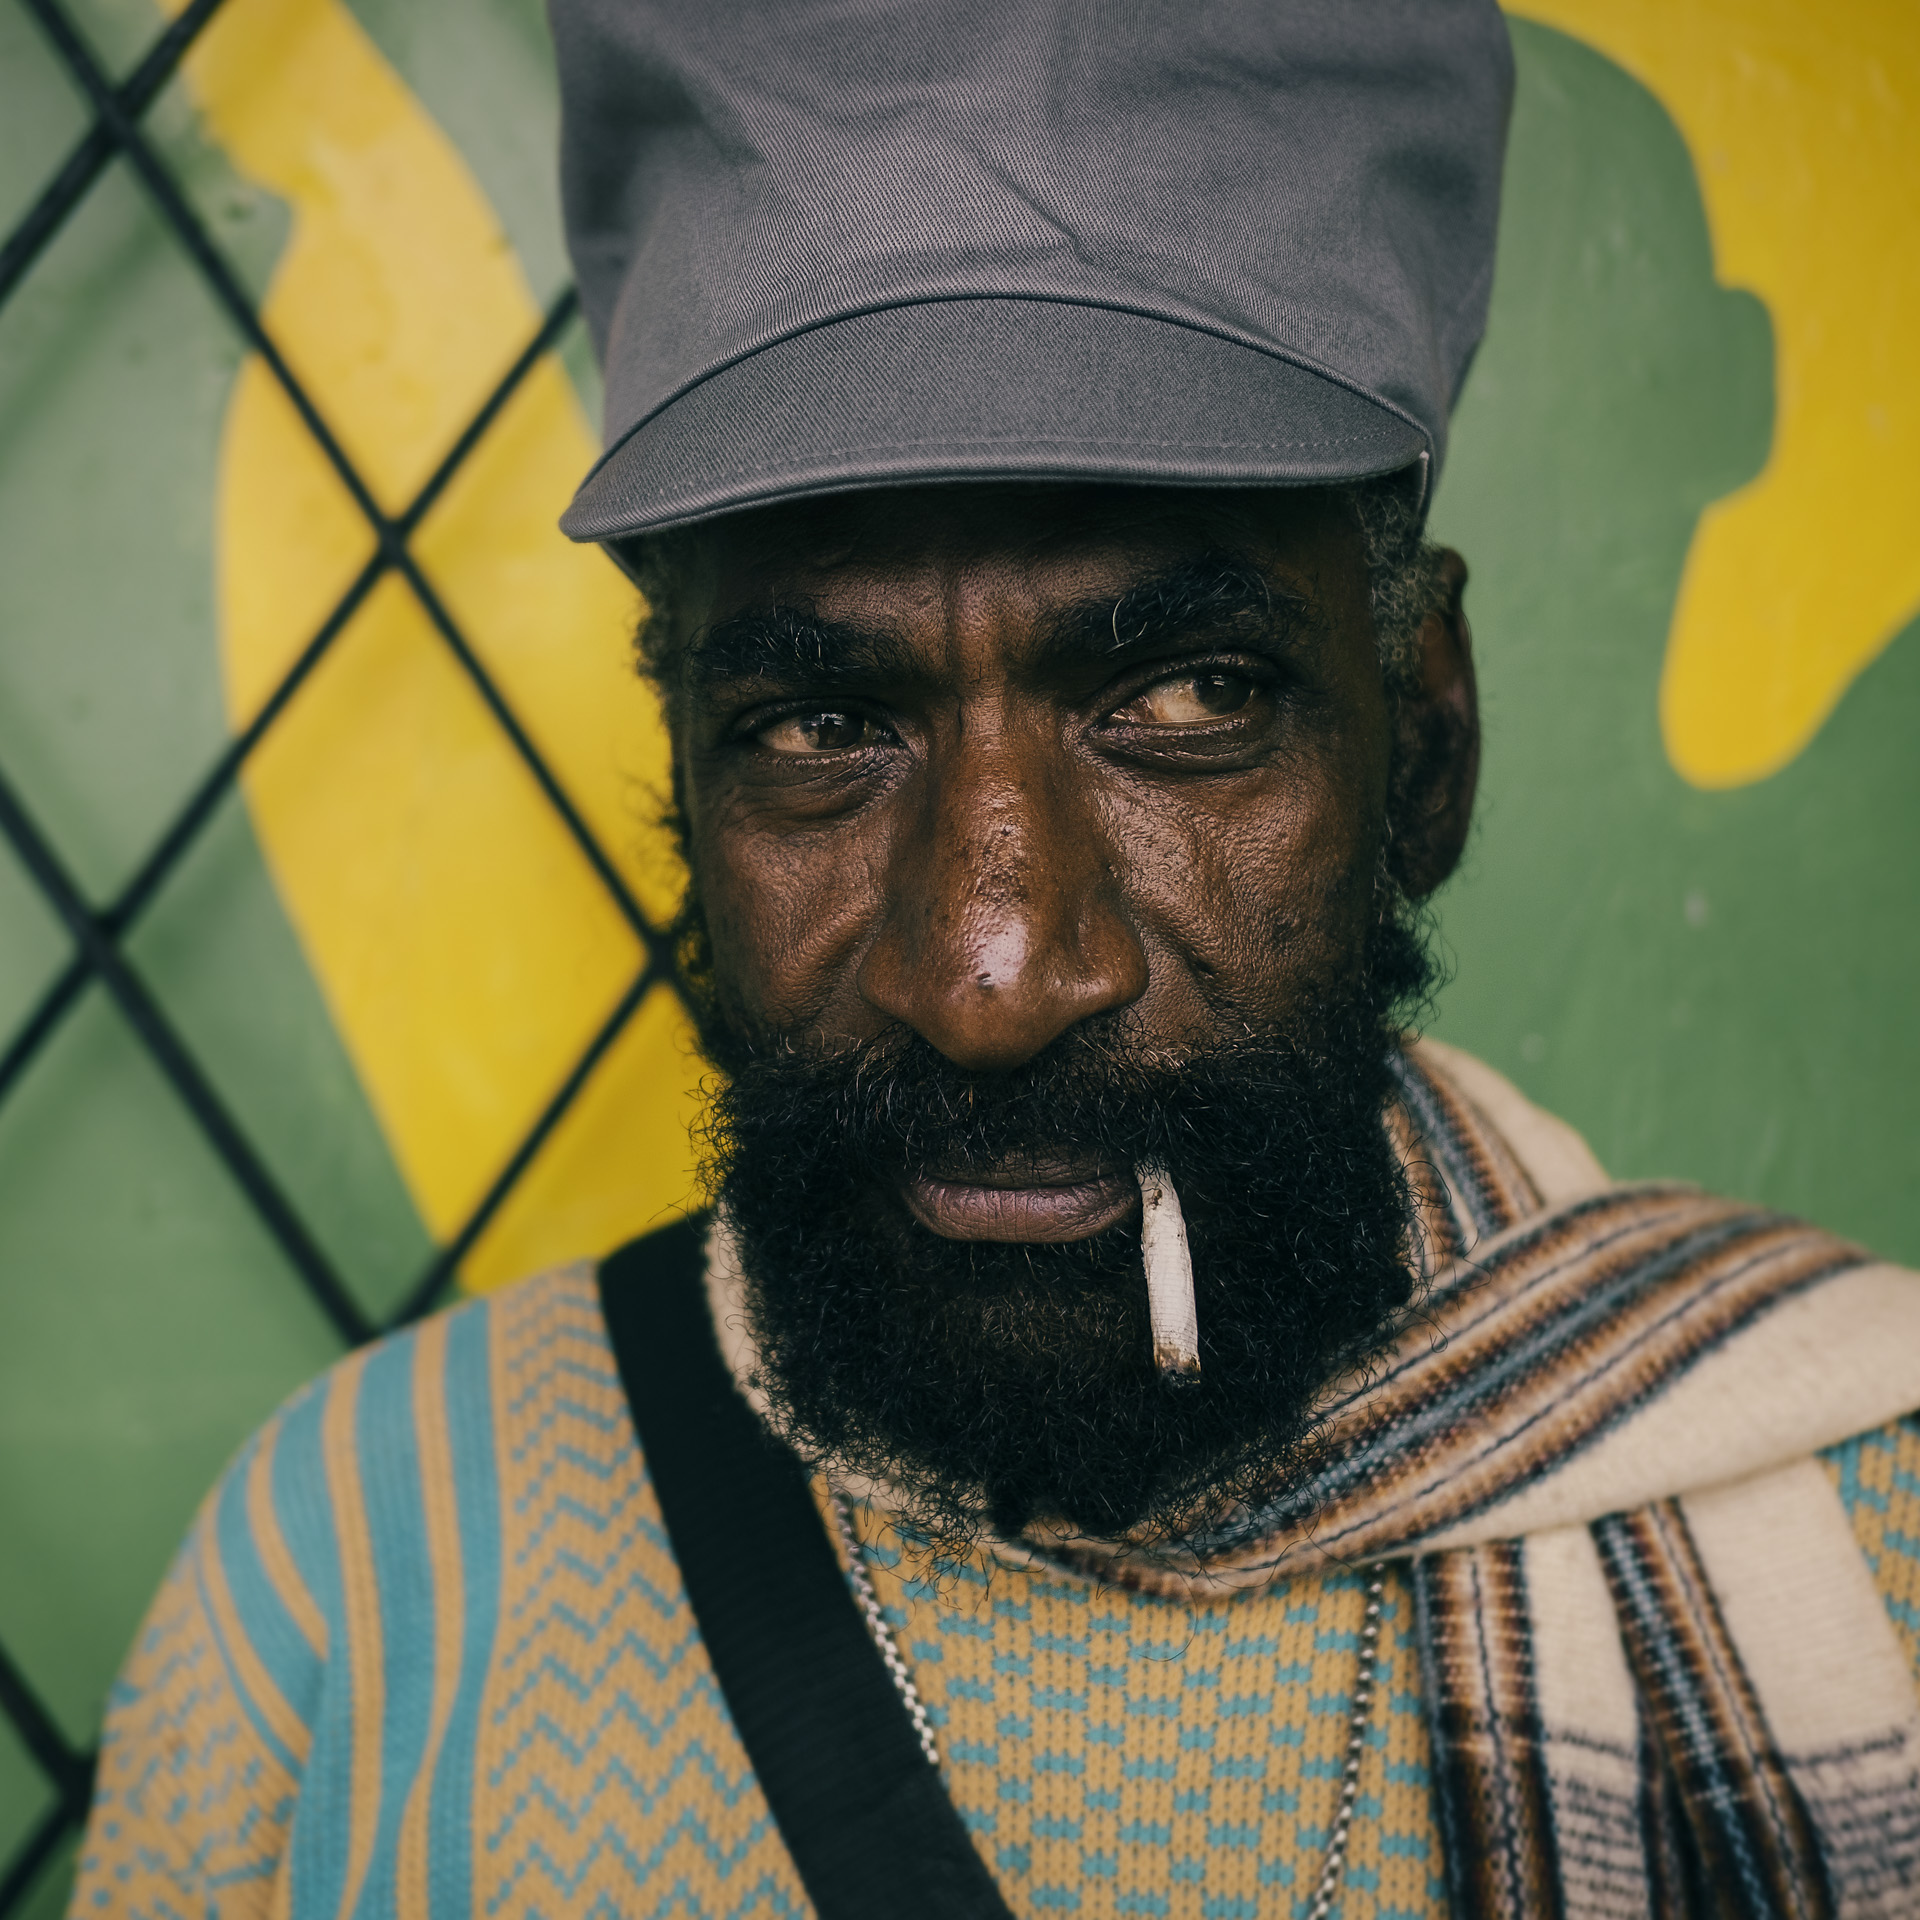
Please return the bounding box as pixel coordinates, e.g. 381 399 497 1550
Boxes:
679 483 1392 1086
663 481 1473 1544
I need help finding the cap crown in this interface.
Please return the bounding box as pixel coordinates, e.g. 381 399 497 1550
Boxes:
554 0 1513 527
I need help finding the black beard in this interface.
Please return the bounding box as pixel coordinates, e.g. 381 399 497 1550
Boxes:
693 909 1435 1552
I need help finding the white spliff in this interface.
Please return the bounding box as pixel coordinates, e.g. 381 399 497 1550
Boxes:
1135 1160 1199 1377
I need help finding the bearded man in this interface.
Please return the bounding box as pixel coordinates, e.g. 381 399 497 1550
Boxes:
74 2 1920 1917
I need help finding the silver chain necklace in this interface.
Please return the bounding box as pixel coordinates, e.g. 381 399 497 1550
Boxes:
831 1494 943 1767
830 1494 1384 1915
1304 1569 1387 1920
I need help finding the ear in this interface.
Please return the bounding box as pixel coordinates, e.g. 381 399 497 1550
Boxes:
1386 549 1479 900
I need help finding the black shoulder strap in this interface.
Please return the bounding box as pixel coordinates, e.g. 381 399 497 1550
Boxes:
598 1219 1014 1920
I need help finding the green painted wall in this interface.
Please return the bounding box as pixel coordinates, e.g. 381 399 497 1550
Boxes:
0 10 1911 1912
1428 25 1918 1267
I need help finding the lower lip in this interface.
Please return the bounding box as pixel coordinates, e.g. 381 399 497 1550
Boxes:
902 1173 1139 1243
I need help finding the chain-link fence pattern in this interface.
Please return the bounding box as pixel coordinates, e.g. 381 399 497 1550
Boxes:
0 0 685 1905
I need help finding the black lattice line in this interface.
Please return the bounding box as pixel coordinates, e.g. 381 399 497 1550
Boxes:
0 759 378 1343
0 1804 72 1918
0 1641 91 1912
0 282 585 1113
0 0 685 1905
0 0 230 307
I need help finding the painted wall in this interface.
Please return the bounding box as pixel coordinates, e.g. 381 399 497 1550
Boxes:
0 1 1913 1905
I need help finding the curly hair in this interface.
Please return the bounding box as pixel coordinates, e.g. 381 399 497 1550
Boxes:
1346 464 1449 696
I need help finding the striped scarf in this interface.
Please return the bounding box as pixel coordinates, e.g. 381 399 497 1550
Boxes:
1015 1047 1920 1916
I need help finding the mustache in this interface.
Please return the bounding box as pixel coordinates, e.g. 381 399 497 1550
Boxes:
706 1016 1384 1185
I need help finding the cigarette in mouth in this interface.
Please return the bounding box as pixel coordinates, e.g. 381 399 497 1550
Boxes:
1136 1160 1200 1377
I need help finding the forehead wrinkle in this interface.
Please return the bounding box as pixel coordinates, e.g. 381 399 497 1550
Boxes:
688 551 1314 694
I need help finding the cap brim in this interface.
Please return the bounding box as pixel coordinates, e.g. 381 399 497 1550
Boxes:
561 298 1427 541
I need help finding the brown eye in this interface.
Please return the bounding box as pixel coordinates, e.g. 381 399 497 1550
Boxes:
756 709 878 754
1125 671 1257 726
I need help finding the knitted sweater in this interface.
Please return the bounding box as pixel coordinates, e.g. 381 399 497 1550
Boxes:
70 1262 1920 1920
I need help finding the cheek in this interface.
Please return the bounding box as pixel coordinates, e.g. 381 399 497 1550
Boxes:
1108 750 1388 1022
688 797 887 1031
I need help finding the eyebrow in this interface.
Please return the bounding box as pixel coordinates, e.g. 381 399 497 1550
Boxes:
688 602 917 687
1074 554 1304 661
685 553 1307 690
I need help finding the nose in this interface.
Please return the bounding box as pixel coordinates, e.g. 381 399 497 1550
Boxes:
856 727 1149 1071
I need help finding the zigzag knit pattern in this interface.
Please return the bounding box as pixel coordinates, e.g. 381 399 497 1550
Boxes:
473 1267 791 1915
75 1265 1920 1919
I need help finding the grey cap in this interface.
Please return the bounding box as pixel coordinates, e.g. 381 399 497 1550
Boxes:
553 0 1513 541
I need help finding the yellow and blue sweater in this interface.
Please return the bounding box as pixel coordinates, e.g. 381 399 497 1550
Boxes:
73 1261 1920 1919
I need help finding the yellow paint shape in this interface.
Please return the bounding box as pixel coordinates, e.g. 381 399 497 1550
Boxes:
1514 0 1920 788
166 0 702 1288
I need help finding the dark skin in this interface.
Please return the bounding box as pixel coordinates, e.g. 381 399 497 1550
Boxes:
669 481 1477 1240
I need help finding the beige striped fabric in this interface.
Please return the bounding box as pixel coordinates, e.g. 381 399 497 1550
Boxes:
1399 1050 1920 1917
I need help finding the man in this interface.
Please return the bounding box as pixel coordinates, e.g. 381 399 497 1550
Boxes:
74 2 1920 1916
